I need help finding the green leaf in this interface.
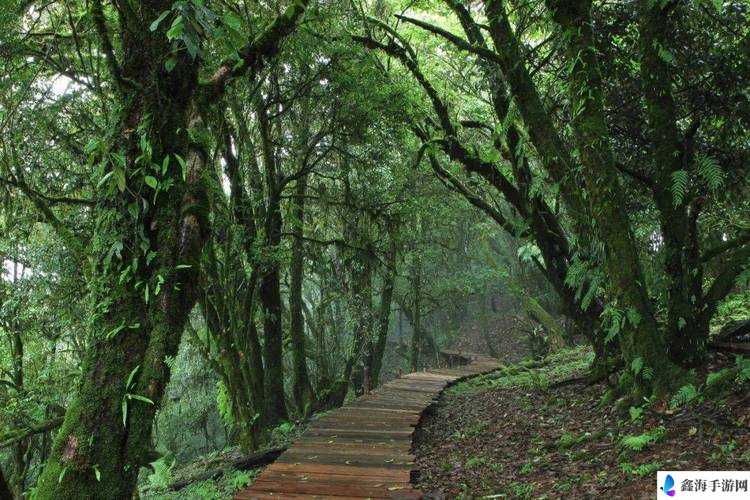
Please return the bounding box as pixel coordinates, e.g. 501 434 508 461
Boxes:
122 398 128 427
84 139 100 155
97 170 115 189
125 365 140 390
657 46 675 65
223 11 243 31
144 176 158 189
93 465 101 482
629 406 644 422
631 356 644 375
166 16 184 41
105 322 127 340
695 153 724 191
164 56 177 72
129 394 155 405
626 307 641 327
114 168 126 192
671 170 688 206
175 154 188 180
150 10 171 32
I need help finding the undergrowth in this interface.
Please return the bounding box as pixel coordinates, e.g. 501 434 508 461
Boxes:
447 346 593 396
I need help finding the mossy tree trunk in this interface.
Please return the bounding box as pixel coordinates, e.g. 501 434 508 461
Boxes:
256 99 289 425
289 174 315 415
409 251 423 372
35 7 207 492
369 219 399 386
545 0 678 393
637 0 705 367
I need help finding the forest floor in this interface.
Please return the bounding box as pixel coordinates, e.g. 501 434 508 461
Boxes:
413 346 750 499
138 424 304 498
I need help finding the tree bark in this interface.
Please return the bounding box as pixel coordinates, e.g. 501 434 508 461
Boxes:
369 222 398 386
409 252 423 372
257 100 289 425
34 4 209 493
0 465 11 500
637 0 704 366
289 174 315 415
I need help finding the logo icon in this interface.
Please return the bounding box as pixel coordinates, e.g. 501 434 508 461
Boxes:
661 474 676 496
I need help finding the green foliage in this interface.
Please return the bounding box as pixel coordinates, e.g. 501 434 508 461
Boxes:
147 456 176 490
465 456 488 469
670 170 689 206
695 153 725 192
224 470 254 490
628 406 644 422
620 461 662 476
705 368 735 390
736 356 750 384
620 426 666 452
670 384 700 408
270 421 297 444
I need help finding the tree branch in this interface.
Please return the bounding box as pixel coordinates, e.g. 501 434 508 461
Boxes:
91 0 130 94
0 417 64 449
204 0 310 98
701 231 750 264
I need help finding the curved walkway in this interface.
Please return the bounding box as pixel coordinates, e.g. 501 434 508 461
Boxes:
236 352 499 499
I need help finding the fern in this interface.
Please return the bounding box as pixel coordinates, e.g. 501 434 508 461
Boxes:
671 169 689 206
706 368 734 388
734 265 750 288
657 46 675 65
602 305 624 344
621 426 665 451
695 153 725 191
736 356 750 384
629 406 644 422
670 383 699 408
631 356 644 376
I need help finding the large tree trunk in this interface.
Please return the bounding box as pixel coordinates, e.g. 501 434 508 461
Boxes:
521 294 566 351
258 192 288 424
32 1 310 495
222 121 267 433
369 223 398 386
289 174 315 415
256 98 289 425
409 253 423 372
0 466 11 500
637 0 705 367
9 258 29 498
544 0 677 393
34 3 208 494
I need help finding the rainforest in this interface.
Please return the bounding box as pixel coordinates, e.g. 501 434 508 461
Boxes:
0 0 748 498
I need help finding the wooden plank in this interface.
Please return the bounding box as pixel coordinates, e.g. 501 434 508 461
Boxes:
262 462 411 477
249 479 416 498
236 492 378 500
260 470 412 484
236 351 498 499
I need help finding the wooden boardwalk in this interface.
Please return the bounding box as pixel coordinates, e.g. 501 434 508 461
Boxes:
236 352 499 499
